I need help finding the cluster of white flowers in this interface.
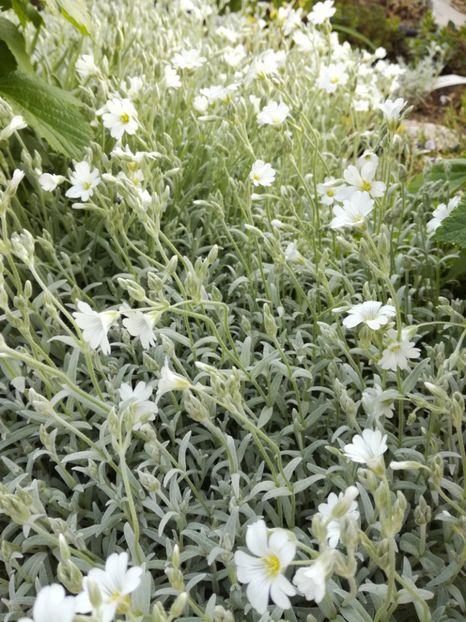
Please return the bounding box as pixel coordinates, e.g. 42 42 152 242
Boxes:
20 553 142 622
2 0 464 620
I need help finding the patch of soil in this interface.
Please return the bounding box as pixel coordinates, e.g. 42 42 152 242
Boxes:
412 84 466 139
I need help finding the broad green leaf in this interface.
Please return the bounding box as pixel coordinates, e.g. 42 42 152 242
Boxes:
0 71 91 158
0 40 17 74
11 0 43 28
434 200 466 248
44 0 91 35
426 158 466 193
0 16 33 73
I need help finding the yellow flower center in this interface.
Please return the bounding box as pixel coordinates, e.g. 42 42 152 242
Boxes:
120 113 130 124
83 181 92 189
263 554 281 577
272 115 282 124
253 174 261 181
361 180 372 192
389 343 401 352
330 76 339 84
327 189 334 197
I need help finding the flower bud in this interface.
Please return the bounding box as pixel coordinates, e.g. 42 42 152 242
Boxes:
414 495 431 526
151 602 168 622
263 303 277 339
138 471 161 494
165 567 185 591
87 579 103 609
57 559 83 593
168 592 188 618
214 605 235 622
117 278 146 302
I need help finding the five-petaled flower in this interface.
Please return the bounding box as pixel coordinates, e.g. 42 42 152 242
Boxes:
343 429 388 470
75 552 143 622
234 519 296 614
72 301 119 355
98 97 139 140
65 161 100 202
249 160 276 187
343 300 396 330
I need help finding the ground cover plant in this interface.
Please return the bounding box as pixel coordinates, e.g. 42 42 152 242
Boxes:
0 1 466 621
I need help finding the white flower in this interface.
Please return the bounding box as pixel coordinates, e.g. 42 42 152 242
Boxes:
164 65 181 89
343 429 388 469
200 84 237 105
224 44 246 67
18 584 75 622
308 0 335 25
249 160 276 187
172 49 206 70
97 98 138 140
119 381 157 429
343 300 396 330
377 98 406 121
7 168 25 194
292 559 327 602
249 95 261 113
76 54 99 79
76 552 143 622
39 173 66 192
317 63 349 94
216 26 239 43
0 115 27 141
362 381 396 419
257 101 290 127
317 177 341 205
193 95 209 113
427 195 461 234
357 150 379 171
156 358 191 404
340 161 386 199
318 486 359 548
379 328 420 371
284 241 304 263
122 310 157 349
329 191 374 229
65 161 100 202
234 519 296 614
247 50 286 81
72 301 119 355
292 30 314 53
276 6 303 35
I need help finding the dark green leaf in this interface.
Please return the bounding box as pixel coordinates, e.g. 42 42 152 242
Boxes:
11 0 44 28
0 16 33 73
434 199 466 247
0 40 17 73
0 71 92 158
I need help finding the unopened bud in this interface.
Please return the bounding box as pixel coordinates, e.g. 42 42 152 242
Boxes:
57 559 83 593
169 592 188 618
414 495 431 525
263 303 277 339
151 602 168 622
117 278 146 302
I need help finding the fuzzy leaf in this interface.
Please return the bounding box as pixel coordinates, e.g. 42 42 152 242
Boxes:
0 16 33 74
0 71 91 158
434 199 466 248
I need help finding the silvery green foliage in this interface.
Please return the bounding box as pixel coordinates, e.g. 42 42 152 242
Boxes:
0 1 465 621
